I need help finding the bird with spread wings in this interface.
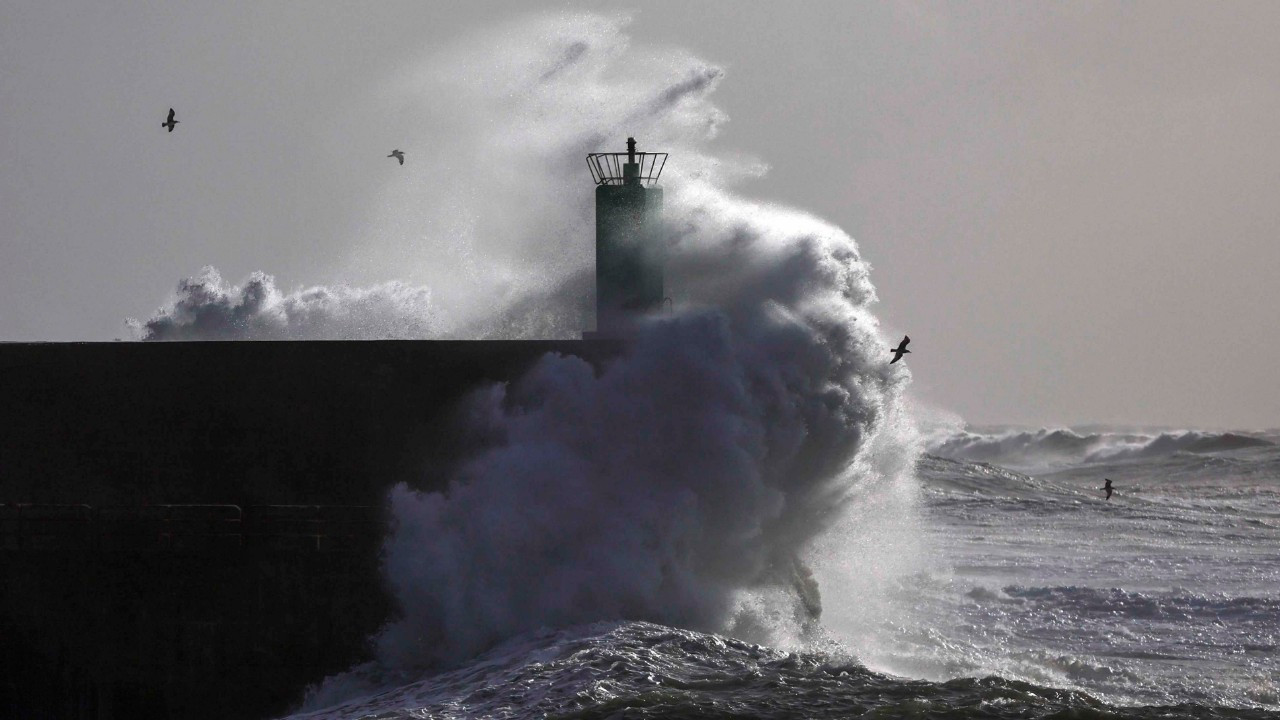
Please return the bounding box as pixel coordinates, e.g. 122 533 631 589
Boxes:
890 335 911 364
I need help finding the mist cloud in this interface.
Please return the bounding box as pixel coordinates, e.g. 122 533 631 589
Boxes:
132 267 439 341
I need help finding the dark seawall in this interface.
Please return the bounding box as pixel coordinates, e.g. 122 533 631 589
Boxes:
0 339 616 719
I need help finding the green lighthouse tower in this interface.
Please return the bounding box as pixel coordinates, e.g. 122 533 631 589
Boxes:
585 137 667 336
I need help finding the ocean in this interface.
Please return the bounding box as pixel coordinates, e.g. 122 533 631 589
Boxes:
286 429 1279 719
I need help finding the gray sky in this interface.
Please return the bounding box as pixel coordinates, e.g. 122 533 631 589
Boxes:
2 1 1278 429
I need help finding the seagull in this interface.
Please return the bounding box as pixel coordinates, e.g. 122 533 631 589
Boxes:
1102 478 1114 501
162 108 179 132
387 149 405 165
889 335 911 364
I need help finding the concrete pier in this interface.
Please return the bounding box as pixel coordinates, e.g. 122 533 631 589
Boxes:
0 339 618 719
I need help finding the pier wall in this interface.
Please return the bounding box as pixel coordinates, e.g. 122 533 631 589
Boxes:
0 340 616 719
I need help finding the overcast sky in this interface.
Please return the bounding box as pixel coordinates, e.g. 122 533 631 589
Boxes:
2 1 1277 429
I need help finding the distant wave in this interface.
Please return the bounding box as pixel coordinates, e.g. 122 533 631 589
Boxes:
996 585 1280 624
929 428 1273 472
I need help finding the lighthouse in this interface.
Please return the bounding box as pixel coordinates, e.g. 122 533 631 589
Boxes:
585 137 667 337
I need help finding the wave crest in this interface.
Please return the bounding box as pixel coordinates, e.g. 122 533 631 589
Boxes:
929 427 1273 471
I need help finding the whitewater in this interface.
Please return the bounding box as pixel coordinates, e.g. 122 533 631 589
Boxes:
128 13 1277 718
276 427 1277 719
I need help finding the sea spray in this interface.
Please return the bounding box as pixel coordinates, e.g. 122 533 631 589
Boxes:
310 99 916 718
135 14 737 341
305 214 915 710
131 267 441 340
127 14 924 710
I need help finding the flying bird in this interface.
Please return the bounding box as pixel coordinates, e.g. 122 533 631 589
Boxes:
162 108 179 132
889 335 911 364
387 149 405 165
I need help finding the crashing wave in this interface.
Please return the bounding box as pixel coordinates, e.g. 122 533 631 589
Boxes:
216 11 926 709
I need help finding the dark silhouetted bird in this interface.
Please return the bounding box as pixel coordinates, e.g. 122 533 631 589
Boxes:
387 149 405 165
1102 478 1114 500
890 335 911 364
162 108 179 132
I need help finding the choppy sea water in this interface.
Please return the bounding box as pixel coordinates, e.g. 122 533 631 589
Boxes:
288 431 1279 719
898 441 1280 710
